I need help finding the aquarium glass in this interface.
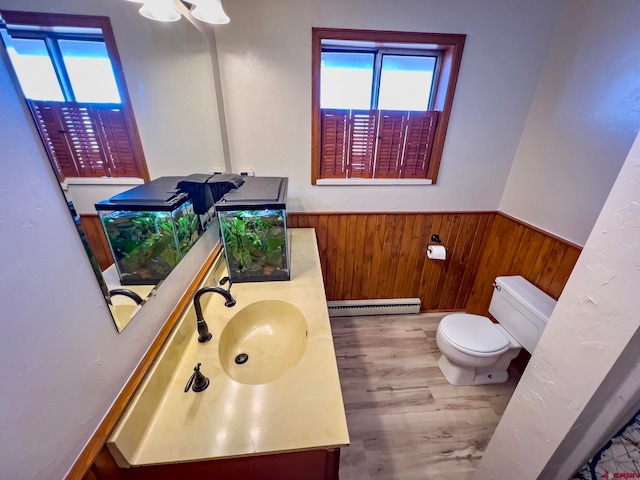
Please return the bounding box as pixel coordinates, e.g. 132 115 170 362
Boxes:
99 200 201 285
219 209 289 283
171 201 202 258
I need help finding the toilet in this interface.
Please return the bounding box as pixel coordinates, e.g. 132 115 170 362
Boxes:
436 275 557 386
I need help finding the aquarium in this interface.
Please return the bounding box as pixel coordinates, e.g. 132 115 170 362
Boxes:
96 177 203 285
217 177 289 283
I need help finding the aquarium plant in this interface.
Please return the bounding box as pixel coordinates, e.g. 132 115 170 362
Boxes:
99 202 201 285
215 176 290 283
219 209 288 282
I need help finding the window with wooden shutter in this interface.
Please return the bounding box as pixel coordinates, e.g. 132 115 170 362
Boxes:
1 11 150 182
311 28 466 184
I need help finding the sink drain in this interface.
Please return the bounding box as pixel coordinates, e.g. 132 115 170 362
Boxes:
235 353 249 365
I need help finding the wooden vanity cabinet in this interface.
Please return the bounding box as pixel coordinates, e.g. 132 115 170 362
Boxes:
86 445 341 480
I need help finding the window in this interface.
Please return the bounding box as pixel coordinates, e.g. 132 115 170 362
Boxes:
4 37 65 101
321 51 437 111
0 11 149 182
58 39 122 103
311 28 466 184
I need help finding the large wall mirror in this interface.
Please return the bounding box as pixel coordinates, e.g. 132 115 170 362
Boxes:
0 6 224 332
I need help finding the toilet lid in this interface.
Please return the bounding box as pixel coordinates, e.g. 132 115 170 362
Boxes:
439 314 511 355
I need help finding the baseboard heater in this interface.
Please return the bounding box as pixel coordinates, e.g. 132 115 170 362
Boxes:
327 298 421 318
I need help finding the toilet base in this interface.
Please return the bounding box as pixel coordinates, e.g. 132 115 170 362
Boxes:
437 352 517 386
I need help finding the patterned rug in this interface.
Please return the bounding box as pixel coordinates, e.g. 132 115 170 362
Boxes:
574 412 640 479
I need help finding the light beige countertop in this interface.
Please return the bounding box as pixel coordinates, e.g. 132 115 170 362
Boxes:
108 228 350 467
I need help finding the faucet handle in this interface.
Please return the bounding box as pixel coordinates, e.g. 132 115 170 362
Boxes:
220 276 232 291
184 363 200 392
184 363 209 393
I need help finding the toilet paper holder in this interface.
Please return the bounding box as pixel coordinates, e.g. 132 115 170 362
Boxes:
426 234 449 253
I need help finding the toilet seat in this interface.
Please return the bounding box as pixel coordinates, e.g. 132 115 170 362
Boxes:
439 314 511 357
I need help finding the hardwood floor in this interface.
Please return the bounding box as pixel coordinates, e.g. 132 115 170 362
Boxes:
331 313 519 480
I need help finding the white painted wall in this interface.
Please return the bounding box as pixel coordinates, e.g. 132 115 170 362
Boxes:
475 129 640 479
64 177 144 215
0 3 226 479
499 0 640 246
214 0 563 212
0 49 222 479
0 0 225 178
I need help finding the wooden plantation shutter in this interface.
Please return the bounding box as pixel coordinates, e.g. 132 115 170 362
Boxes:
319 109 440 180
30 102 79 182
95 106 141 177
320 109 349 178
60 103 110 177
374 111 408 178
401 111 439 178
30 101 145 181
349 110 377 178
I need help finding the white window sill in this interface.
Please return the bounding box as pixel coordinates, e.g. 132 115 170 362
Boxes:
64 177 144 186
316 178 433 186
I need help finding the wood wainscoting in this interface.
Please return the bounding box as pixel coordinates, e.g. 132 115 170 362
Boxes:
287 212 582 314
466 212 582 316
78 214 114 271
288 212 494 311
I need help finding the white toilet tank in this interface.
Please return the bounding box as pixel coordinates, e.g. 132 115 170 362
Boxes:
488 276 557 353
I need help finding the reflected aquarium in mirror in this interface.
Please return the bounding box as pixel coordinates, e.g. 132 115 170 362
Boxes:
96 177 203 286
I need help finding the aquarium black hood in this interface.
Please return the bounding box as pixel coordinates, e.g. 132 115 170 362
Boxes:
95 176 189 212
215 177 288 211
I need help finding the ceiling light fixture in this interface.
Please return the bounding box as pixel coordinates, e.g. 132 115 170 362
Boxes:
128 0 230 25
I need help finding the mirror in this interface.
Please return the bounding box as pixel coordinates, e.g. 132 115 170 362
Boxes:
0 5 225 331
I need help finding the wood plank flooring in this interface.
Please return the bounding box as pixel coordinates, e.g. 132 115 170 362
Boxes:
331 314 519 480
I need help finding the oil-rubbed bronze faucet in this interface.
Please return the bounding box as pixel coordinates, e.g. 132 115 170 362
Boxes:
108 288 144 305
192 278 236 343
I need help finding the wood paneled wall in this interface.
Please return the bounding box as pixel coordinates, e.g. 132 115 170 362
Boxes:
288 212 582 314
466 212 582 316
288 212 494 311
79 214 114 271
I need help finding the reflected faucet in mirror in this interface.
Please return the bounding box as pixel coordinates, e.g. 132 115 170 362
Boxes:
108 288 144 305
107 288 145 331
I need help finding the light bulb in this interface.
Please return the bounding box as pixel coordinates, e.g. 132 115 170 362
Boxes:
191 0 230 25
139 0 181 22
